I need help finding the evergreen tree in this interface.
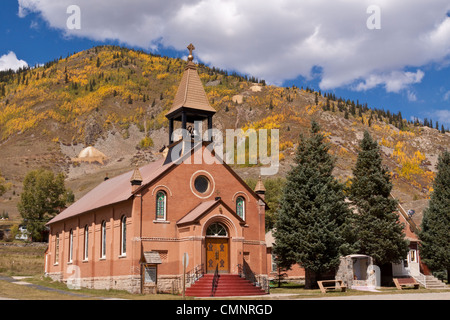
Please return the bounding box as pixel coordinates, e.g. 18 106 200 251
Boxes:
348 131 409 267
18 169 74 242
419 150 450 282
273 121 352 288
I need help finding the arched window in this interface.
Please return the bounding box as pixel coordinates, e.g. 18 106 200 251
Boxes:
156 191 167 221
101 221 106 259
236 196 245 220
206 223 228 237
120 216 127 256
68 229 73 263
54 234 60 264
84 225 89 261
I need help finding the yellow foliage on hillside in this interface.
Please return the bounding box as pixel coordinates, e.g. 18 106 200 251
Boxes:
392 141 426 180
242 114 285 131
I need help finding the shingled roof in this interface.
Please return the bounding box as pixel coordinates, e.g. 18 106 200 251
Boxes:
47 158 172 225
166 44 216 119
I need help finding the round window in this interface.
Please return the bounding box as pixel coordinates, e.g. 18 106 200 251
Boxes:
194 175 209 193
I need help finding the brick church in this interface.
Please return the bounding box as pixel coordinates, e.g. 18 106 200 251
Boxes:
44 45 269 295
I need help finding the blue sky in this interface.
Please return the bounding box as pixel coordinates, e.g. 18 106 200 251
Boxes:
1 0 450 128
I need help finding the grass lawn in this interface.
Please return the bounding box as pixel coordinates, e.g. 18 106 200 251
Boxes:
0 242 46 276
0 280 92 300
0 242 447 300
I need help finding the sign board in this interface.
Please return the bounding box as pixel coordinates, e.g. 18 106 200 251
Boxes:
144 266 157 283
182 253 189 268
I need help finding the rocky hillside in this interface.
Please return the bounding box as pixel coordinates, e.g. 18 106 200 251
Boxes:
0 45 449 225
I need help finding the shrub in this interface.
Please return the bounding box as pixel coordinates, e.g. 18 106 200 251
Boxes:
139 136 154 149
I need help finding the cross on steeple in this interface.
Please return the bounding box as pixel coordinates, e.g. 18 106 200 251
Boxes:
187 43 195 61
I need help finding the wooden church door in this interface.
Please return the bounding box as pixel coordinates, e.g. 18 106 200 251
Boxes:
206 238 229 273
205 222 230 273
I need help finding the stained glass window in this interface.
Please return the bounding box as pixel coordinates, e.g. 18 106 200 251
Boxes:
236 196 245 219
156 191 166 220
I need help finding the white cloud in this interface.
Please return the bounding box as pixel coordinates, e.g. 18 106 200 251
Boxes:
354 70 425 93
425 109 450 126
407 90 417 102
17 0 450 92
0 51 28 71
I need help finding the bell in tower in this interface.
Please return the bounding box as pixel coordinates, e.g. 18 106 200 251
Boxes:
165 44 216 145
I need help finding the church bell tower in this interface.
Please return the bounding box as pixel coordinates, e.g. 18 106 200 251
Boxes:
165 44 216 145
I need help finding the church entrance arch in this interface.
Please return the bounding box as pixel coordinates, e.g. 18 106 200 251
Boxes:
205 222 229 273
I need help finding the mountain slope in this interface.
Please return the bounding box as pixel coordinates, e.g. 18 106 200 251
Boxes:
0 45 449 225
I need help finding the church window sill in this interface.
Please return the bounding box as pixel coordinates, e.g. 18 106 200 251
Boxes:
153 220 170 224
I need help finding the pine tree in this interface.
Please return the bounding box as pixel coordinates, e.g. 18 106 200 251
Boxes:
348 131 409 268
419 150 450 282
273 121 352 288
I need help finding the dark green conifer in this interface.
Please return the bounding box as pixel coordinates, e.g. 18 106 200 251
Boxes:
348 131 409 267
274 121 352 288
419 150 450 282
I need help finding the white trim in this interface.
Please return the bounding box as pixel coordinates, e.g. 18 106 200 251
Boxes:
100 221 106 259
68 229 73 263
231 191 251 203
190 170 216 199
120 216 127 256
83 225 89 261
151 185 173 197
202 215 238 238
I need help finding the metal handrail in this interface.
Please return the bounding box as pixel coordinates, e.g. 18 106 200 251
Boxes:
211 264 219 296
237 261 270 294
186 263 204 288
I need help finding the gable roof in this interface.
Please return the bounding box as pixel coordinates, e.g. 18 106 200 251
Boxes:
177 199 245 226
48 142 267 226
47 158 172 225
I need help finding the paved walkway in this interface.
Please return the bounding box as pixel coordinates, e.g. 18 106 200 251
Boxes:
0 275 93 299
299 291 450 300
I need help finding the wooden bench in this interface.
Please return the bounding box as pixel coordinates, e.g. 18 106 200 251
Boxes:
393 277 420 290
317 280 347 293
